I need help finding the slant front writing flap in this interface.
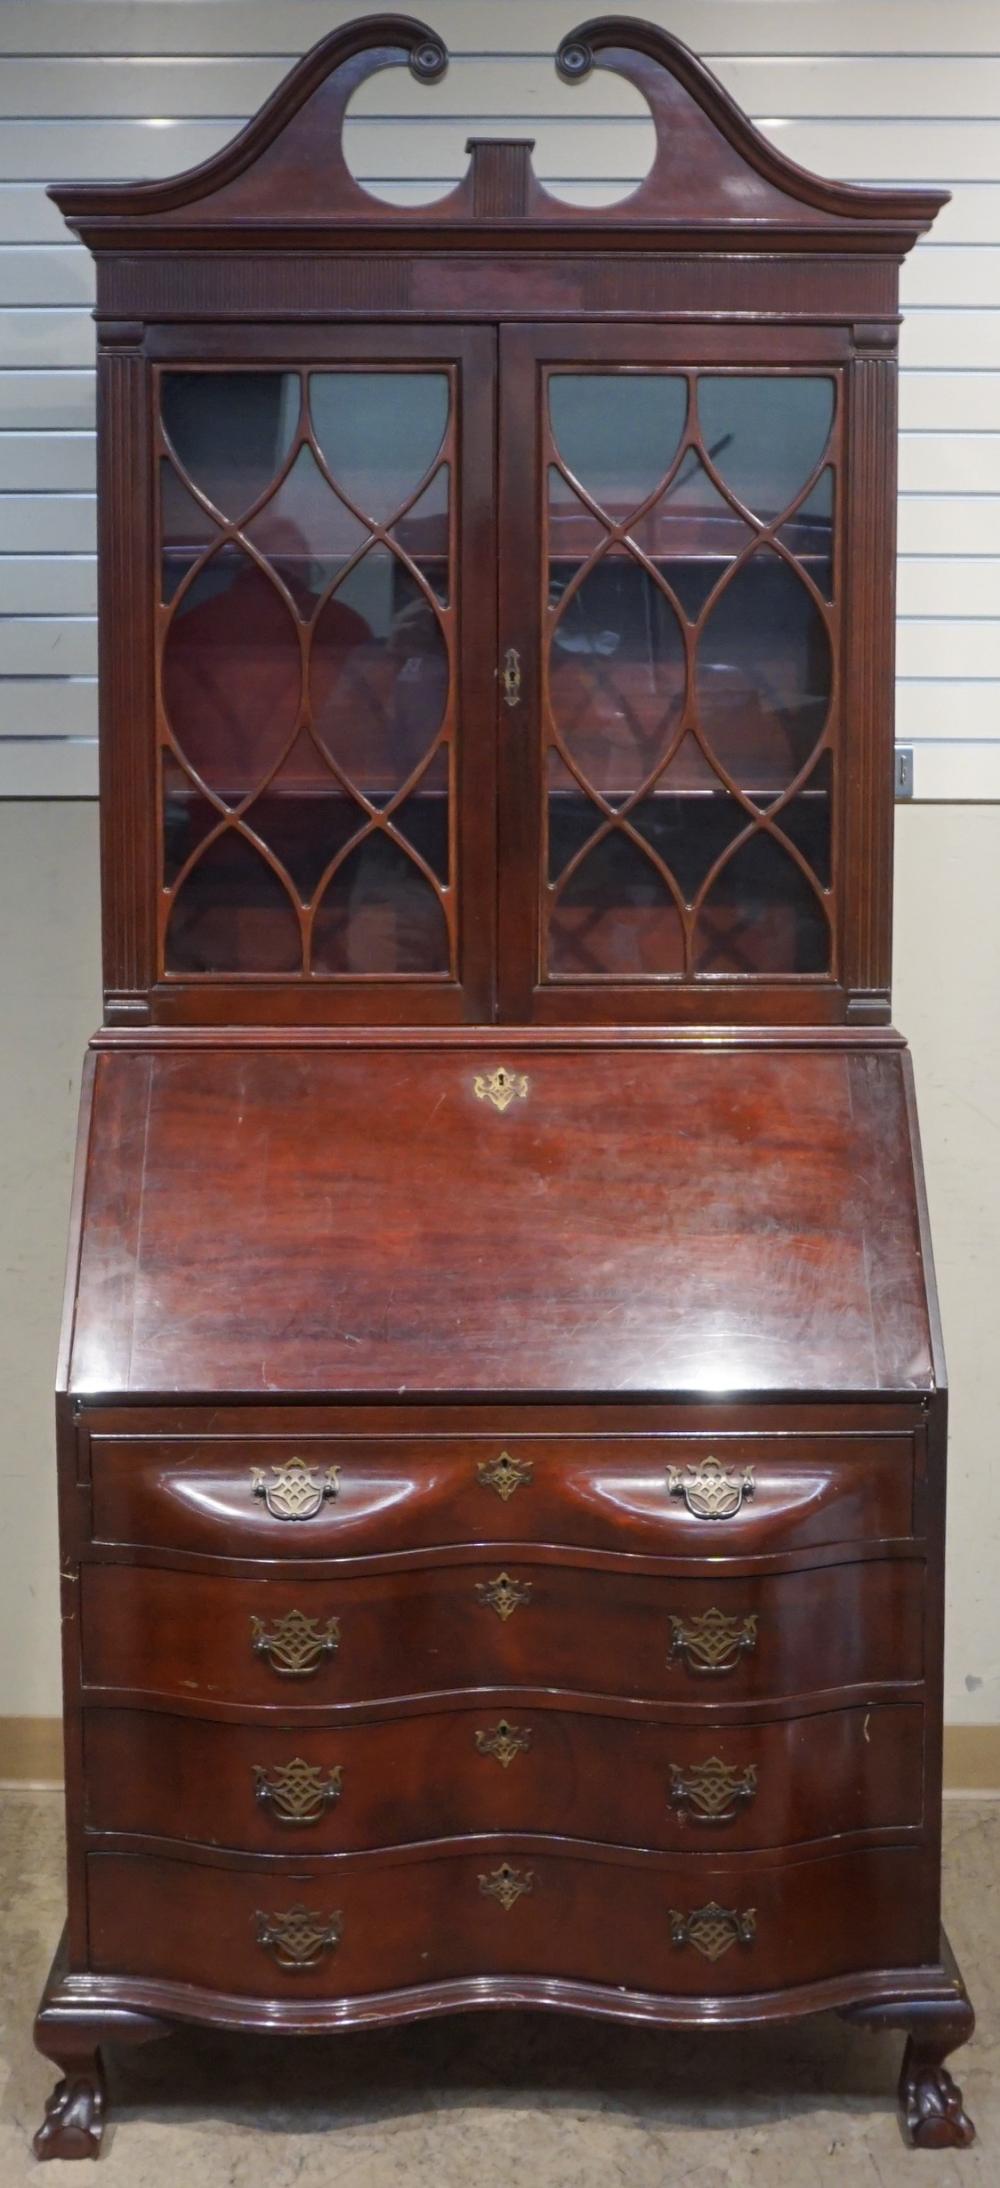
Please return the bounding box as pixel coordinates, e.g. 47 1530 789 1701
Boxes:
68 1044 932 1399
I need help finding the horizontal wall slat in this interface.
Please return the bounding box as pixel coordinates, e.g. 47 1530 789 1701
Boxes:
0 184 72 244
0 371 94 429
908 740 1000 797
899 435 1000 494
0 738 96 795
0 433 95 490
901 315 1000 370
0 678 96 736
898 497 1000 552
897 558 1000 616
896 681 1000 737
4 2 1000 59
12 54 1000 123
2 311 93 368
902 247 1000 309
0 557 96 613
897 621 1000 676
0 496 94 551
0 620 97 675
900 374 1000 432
0 246 94 306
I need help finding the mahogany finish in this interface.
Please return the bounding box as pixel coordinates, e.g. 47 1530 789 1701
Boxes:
36 13 973 2161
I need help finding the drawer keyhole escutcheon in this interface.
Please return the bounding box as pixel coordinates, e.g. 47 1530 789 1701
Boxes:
670 1904 756 1962
251 1457 340 1521
475 1719 532 1769
253 1759 343 1826
476 1571 532 1621
667 1457 755 1520
255 1905 342 1971
477 1451 533 1501
473 1066 528 1113
669 1608 758 1675
250 1609 340 1676
668 1757 758 1823
479 1862 534 1911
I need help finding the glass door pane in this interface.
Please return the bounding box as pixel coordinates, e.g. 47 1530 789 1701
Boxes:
499 331 841 1018
155 332 495 1018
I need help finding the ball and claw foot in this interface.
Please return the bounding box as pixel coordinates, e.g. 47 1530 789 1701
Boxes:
34 2060 106 2161
899 2038 975 2150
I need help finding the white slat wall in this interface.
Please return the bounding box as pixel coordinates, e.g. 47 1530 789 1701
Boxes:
1 1 999 799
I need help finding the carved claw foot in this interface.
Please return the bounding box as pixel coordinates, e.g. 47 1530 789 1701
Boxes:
34 2057 106 2161
899 2038 975 2150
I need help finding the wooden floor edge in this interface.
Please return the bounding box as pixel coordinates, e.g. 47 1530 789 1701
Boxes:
1 1719 1000 1792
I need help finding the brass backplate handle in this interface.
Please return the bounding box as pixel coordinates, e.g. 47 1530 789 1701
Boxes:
502 646 522 707
669 1607 758 1675
670 1903 757 1962
668 1756 759 1824
250 1608 340 1676
476 1571 533 1621
477 1450 533 1500
667 1456 755 1521
251 1457 340 1521
253 1758 343 1826
255 1904 342 1971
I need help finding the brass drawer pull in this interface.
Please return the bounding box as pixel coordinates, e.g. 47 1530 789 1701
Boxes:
479 1861 533 1911
476 1570 532 1621
255 1905 342 1971
250 1608 340 1676
667 1456 755 1521
669 1607 758 1675
251 1457 340 1521
253 1758 343 1826
670 1903 756 1963
668 1757 758 1824
477 1451 533 1501
475 1718 532 1769
473 1065 528 1113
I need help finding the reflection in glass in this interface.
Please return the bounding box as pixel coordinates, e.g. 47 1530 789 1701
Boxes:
312 835 449 974
549 372 687 515
693 831 828 975
161 371 298 518
549 561 685 793
766 751 832 890
162 547 301 800
549 832 684 976
696 549 831 789
698 375 834 520
160 462 222 602
392 467 451 602
164 830 302 974
244 446 367 614
778 469 834 601
312 546 448 801
311 372 449 522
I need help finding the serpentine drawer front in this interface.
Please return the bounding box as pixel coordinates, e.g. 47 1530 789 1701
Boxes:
85 1844 933 2002
78 1557 925 1710
86 1432 915 1560
82 1700 925 1856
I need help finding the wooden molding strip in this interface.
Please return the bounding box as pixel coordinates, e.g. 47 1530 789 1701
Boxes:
1 1718 1000 1792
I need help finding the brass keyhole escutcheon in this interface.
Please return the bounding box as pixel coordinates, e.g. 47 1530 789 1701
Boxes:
502 646 522 707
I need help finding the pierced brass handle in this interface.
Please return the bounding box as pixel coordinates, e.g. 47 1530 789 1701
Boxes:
669 1903 756 1962
668 1607 758 1676
255 1905 342 1971
502 646 522 707
668 1757 758 1824
476 1571 532 1622
667 1457 755 1521
253 1759 343 1826
250 1608 340 1677
251 1457 340 1521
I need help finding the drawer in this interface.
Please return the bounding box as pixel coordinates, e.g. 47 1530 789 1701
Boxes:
87 1432 914 1560
83 1699 924 1855
86 1843 931 2000
79 1557 924 1709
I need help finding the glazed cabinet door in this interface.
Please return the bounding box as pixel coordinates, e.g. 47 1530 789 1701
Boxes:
150 324 496 1023
497 324 845 1024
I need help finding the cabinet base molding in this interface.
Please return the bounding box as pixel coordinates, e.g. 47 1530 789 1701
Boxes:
33 1924 974 2155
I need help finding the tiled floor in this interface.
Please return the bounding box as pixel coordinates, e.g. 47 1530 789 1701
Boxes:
0 1790 992 2183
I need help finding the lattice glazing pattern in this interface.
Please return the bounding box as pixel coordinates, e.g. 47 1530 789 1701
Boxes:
157 367 455 978
544 369 838 981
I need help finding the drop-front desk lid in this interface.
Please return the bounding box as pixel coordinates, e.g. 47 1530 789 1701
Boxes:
64 1038 936 1401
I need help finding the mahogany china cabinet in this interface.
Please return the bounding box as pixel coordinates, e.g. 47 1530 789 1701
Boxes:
35 13 975 2158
